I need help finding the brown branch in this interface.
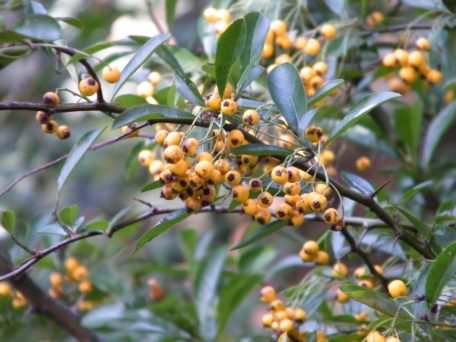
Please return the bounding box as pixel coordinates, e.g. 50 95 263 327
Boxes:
0 254 100 341
339 228 389 291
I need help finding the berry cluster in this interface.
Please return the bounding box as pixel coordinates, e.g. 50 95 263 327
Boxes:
48 257 97 312
0 281 27 309
365 11 385 28
260 286 307 340
136 70 162 101
36 92 70 139
203 7 233 35
383 37 443 94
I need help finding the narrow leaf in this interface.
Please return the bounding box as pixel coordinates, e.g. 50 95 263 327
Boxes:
426 242 456 305
231 143 291 158
341 171 375 195
14 15 61 41
330 92 400 142
232 220 287 250
113 104 194 128
240 12 270 69
308 79 344 106
142 180 163 192
57 128 104 191
1 210 16 233
112 34 170 98
135 209 189 251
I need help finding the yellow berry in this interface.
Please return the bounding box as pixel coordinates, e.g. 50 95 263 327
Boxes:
195 160 214 179
206 93 221 111
388 280 408 298
102 65 121 83
72 265 88 282
64 257 80 273
408 50 425 67
56 125 71 140
303 240 319 255
79 77 99 97
203 7 218 23
254 208 271 224
138 150 155 167
394 49 409 66
382 53 397 67
271 20 288 36
79 280 93 293
336 288 349 303
0 282 12 297
332 262 349 278
315 250 330 265
232 184 250 203
366 331 386 342
356 156 371 171
320 23 337 40
305 126 324 143
242 199 258 216
148 71 161 85
43 91 60 106
323 208 341 225
399 66 417 84
309 192 328 212
260 286 276 303
182 138 199 156
426 69 443 84
225 170 241 186
137 81 154 97
163 145 184 163
49 272 64 288
227 129 245 148
271 166 288 185
242 109 260 125
221 99 238 115
416 37 431 50
304 38 321 56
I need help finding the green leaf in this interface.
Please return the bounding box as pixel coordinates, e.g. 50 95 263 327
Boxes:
58 205 80 226
298 108 319 133
340 283 404 317
422 101 456 168
240 12 270 70
114 94 147 108
231 143 291 158
402 0 449 11
217 274 262 334
329 92 400 142
111 34 170 98
426 242 456 305
1 210 16 233
401 180 433 204
14 15 61 41
194 248 226 341
215 19 245 98
232 220 287 250
135 209 189 251
142 180 163 192
157 45 204 105
341 171 375 195
56 17 83 29
394 102 423 158
57 128 104 192
267 63 306 134
308 79 344 106
165 0 178 29
394 206 431 234
236 65 264 95
113 104 194 128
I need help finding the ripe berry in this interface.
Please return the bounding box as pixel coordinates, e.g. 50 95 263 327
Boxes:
35 110 49 124
313 61 328 76
232 184 250 203
262 44 274 58
102 65 120 83
305 126 324 143
138 150 155 167
41 120 58 134
399 66 417 84
320 23 337 40
408 50 425 67
388 279 408 298
300 66 316 82
42 91 60 106
242 198 258 216
257 191 273 208
271 165 288 185
255 207 271 224
79 77 99 96
332 262 348 278
358 279 375 289
270 20 287 36
323 207 341 225
294 36 308 50
309 192 328 212
260 286 276 303
242 109 260 125
72 265 88 282
167 159 188 176
197 151 214 162
0 282 12 297
276 35 292 49
221 99 238 116
366 331 386 342
261 313 273 327
206 93 221 111
394 49 409 66
336 288 349 303
148 160 164 176
416 37 431 50
195 160 214 179
279 319 294 332
163 131 183 147
388 77 409 94
64 257 79 272
315 250 330 265
182 138 199 156
163 145 184 163
356 156 371 172
276 202 292 219
56 125 71 140
315 183 332 197
79 280 93 293
49 272 63 288
203 7 218 23
382 53 396 67
225 170 241 186
148 71 161 85
227 129 245 147
289 211 305 227
303 240 319 255
299 249 315 262
426 69 443 84
304 38 321 56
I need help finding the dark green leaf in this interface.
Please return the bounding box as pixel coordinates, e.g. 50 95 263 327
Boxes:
111 34 170 98
217 274 262 334
267 63 306 134
113 104 194 128
298 108 319 133
329 92 400 142
422 101 456 168
215 19 245 98
232 220 287 250
194 248 226 341
58 205 80 226
231 143 291 158
142 180 163 192
402 0 449 11
394 101 423 158
240 12 270 69
308 79 344 106
1 210 16 233
57 128 104 192
136 209 189 251
394 206 431 234
426 242 456 305
165 0 178 29
236 65 264 95
56 17 83 28
340 283 403 317
14 15 61 41
341 171 375 195
114 94 147 108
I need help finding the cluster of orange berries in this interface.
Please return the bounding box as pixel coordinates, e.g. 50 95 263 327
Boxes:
36 92 70 139
203 7 232 35
136 70 162 101
366 11 385 28
298 61 329 96
366 331 401 342
260 286 307 340
0 281 27 309
80 66 120 97
298 240 330 265
48 256 97 312
383 37 443 94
